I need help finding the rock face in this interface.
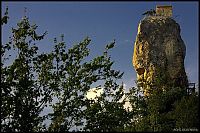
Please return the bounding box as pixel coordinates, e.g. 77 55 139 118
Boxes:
132 16 188 96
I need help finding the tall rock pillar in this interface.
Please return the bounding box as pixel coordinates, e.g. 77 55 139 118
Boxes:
132 16 188 96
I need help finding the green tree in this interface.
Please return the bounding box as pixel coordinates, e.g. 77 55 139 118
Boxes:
1 13 50 131
83 47 132 132
47 38 132 132
1 8 132 132
128 68 190 132
173 93 199 129
47 37 94 131
1 6 9 25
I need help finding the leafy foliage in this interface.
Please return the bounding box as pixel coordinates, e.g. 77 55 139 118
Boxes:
1 13 49 131
126 75 199 132
173 93 199 129
1 6 9 25
46 37 129 132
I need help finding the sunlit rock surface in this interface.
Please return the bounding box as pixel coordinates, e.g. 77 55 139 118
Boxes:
133 16 188 96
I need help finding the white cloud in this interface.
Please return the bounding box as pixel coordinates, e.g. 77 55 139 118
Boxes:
123 101 132 111
86 84 133 111
119 83 133 111
86 87 103 100
123 83 127 90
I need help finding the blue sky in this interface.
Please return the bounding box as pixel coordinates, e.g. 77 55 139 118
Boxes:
2 1 199 89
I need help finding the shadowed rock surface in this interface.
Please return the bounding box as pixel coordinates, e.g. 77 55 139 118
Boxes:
133 16 188 96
